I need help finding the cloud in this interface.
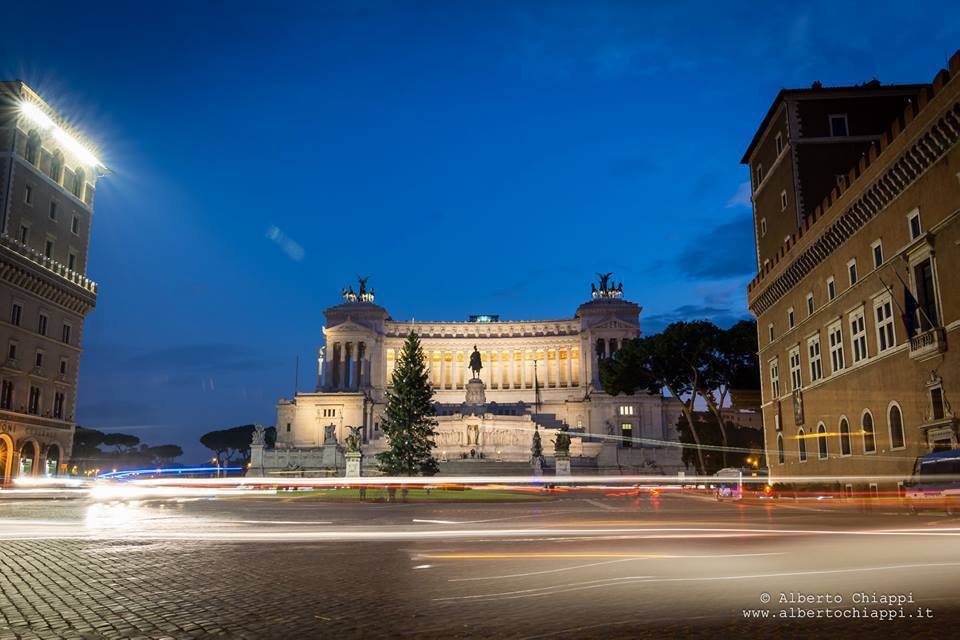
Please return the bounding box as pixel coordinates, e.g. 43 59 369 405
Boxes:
677 214 755 279
266 226 305 261
644 304 751 334
725 181 752 208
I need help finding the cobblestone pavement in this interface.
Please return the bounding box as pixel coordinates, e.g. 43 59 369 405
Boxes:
1 495 959 639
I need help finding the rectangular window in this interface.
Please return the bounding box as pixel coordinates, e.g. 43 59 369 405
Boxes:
760 217 767 237
68 251 77 271
285 423 291 432
871 240 883 268
849 308 868 363
829 114 849 137
35 350 44 368
59 358 68 375
768 323 775 342
621 423 633 448
37 313 48 336
874 296 896 353
780 190 788 211
827 277 836 301
53 392 65 419
775 132 784 156
908 210 922 240
62 324 71 344
787 307 795 329
618 405 635 416
806 293 814 317
913 258 940 330
49 201 58 220
828 321 845 374
769 358 780 398
10 303 22 327
71 215 80 235
756 164 764 187
19 225 29 245
24 184 33 205
28 386 40 415
807 334 823 382
788 347 802 392
847 259 858 286
931 387 945 421
44 239 54 259
7 342 17 361
0 380 12 410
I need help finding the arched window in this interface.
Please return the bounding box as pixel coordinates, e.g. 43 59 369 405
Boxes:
798 428 807 462
862 411 875 453
596 338 606 360
777 434 784 464
72 168 85 199
25 130 41 165
839 417 851 456
888 404 905 450
49 151 63 183
817 423 828 459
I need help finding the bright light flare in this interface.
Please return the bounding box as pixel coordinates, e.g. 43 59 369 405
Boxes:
19 100 102 168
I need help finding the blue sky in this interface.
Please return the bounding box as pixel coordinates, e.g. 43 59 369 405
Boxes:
2 1 957 461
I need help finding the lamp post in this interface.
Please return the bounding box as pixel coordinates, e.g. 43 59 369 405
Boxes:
211 457 220 479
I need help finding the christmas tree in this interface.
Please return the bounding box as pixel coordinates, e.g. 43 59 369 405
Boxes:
376 331 439 476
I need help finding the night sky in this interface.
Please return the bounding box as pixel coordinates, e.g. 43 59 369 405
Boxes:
2 2 956 462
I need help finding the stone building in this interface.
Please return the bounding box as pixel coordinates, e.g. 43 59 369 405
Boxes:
257 276 685 475
0 82 103 482
745 52 960 493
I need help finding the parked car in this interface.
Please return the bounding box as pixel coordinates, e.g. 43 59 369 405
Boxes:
903 450 960 514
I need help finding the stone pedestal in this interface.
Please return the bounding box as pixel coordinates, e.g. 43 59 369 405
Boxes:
555 455 571 476
465 378 486 405
249 443 264 475
345 451 362 478
532 456 543 477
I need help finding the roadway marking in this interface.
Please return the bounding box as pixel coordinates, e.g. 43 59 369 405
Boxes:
584 499 622 512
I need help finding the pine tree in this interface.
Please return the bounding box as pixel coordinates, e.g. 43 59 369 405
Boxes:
376 331 439 476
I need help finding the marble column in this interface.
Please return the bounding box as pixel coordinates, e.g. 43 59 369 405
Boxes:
566 347 574 388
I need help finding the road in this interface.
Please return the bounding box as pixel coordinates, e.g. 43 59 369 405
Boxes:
1 490 958 639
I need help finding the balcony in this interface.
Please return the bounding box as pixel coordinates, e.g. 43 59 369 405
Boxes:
0 233 97 294
909 327 947 361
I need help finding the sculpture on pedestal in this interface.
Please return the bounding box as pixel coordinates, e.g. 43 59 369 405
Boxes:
591 272 624 300
345 426 363 453
553 424 571 457
468 345 483 380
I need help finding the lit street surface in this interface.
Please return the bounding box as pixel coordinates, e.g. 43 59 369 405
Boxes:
2 490 960 639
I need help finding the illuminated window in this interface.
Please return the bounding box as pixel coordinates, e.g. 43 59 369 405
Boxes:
621 423 633 448
618 405 635 416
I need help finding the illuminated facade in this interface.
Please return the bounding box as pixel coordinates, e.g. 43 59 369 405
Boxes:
264 278 685 475
0 82 103 482
746 53 960 493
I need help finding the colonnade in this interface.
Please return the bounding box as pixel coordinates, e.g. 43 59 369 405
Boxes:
386 346 581 391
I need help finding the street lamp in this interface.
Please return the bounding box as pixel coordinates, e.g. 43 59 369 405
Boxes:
211 457 220 479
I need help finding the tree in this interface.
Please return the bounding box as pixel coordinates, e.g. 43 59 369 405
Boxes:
102 432 140 454
200 425 257 464
601 321 717 475
376 331 439 476
145 444 184 466
700 320 761 468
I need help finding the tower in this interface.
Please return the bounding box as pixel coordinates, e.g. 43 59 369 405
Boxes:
0 82 104 482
